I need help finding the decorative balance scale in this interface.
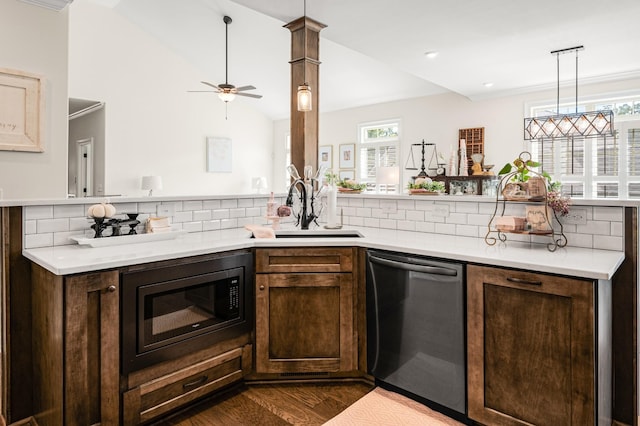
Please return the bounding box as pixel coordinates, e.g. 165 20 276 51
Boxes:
404 139 446 179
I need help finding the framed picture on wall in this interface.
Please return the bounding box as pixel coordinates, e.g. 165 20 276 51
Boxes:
339 169 355 180
206 136 232 173
319 145 332 169
339 143 355 169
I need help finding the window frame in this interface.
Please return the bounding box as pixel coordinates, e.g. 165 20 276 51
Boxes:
357 119 401 192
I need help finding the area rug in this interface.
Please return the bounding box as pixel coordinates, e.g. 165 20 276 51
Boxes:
323 387 463 426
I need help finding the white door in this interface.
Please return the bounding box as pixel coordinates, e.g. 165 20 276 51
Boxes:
77 138 94 197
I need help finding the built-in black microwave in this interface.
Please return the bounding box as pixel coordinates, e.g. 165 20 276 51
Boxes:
121 251 253 374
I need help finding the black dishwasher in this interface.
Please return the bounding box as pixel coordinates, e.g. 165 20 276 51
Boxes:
366 249 466 418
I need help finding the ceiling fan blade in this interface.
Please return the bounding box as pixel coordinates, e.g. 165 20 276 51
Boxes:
236 92 263 99
187 90 217 92
235 85 256 92
201 81 221 90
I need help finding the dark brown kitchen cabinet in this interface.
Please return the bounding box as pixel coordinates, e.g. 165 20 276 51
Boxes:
31 264 119 426
467 264 612 426
254 248 358 375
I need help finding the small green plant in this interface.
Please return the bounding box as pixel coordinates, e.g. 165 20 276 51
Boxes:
338 179 367 191
407 180 445 192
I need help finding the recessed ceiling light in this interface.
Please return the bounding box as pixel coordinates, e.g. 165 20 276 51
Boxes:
483 82 494 88
424 51 439 59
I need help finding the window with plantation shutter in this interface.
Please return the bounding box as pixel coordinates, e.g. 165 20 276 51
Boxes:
357 120 400 192
529 95 640 199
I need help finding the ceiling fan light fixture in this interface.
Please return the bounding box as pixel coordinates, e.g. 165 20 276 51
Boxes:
218 91 236 102
297 84 312 111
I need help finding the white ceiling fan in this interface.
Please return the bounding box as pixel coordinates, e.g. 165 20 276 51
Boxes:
190 15 263 104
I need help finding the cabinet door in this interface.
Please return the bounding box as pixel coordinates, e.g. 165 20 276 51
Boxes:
467 264 595 426
255 273 355 373
64 271 120 425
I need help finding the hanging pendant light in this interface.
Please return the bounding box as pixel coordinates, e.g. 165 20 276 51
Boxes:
297 0 312 112
524 46 613 140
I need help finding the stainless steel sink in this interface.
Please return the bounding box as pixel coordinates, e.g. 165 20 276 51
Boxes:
274 229 363 238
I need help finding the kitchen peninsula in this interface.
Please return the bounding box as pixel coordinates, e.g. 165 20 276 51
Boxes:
0 193 635 425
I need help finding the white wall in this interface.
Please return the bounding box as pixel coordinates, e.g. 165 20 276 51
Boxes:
68 1 275 197
272 77 640 190
0 1 69 200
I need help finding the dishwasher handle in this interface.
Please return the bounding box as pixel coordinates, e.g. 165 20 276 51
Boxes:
369 255 458 276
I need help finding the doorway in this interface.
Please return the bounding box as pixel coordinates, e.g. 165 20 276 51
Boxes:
68 98 105 198
76 138 93 197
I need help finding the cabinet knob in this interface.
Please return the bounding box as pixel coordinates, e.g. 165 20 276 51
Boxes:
259 285 265 291
107 285 117 293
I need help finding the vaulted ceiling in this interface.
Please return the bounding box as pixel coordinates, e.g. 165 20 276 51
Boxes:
86 0 640 120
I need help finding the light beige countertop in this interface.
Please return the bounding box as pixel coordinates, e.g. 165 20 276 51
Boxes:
23 226 624 280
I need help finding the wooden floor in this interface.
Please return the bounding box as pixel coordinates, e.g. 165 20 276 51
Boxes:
155 381 374 426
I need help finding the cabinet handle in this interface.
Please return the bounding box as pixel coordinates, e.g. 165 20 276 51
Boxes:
507 277 542 286
183 375 208 390
107 285 117 292
259 285 265 290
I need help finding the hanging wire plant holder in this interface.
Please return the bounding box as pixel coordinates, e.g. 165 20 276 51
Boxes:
485 151 567 252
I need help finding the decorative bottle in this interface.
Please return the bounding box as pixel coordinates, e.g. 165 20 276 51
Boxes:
266 192 277 217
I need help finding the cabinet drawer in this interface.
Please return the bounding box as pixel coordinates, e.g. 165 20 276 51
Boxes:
124 345 250 424
256 248 353 273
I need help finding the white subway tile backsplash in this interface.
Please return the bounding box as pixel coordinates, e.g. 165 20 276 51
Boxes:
379 219 397 229
54 230 84 246
70 217 92 231
397 220 416 231
137 202 159 214
364 199 380 208
416 221 435 233
414 200 436 211
356 207 372 218
348 198 365 207
38 218 69 233
454 202 478 214
406 210 425 222
467 213 491 226
173 211 193 223
371 208 388 219
221 199 237 209
238 198 254 208
611 221 623 237
203 200 221 210
245 207 261 217
388 210 406 220
203 220 221 231
577 221 611 236
111 202 138 214
54 204 85 218
565 232 593 249
220 219 238 229
348 216 364 227
25 220 36 234
25 233 53 249
456 224 479 238
446 213 468 225
193 210 212 221
363 217 380 228
434 223 456 235
593 206 623 222
183 222 203 233
25 205 53 220
183 200 203 211
229 208 246 218
397 199 415 210
593 235 624 251
212 209 230 220
19 196 627 252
